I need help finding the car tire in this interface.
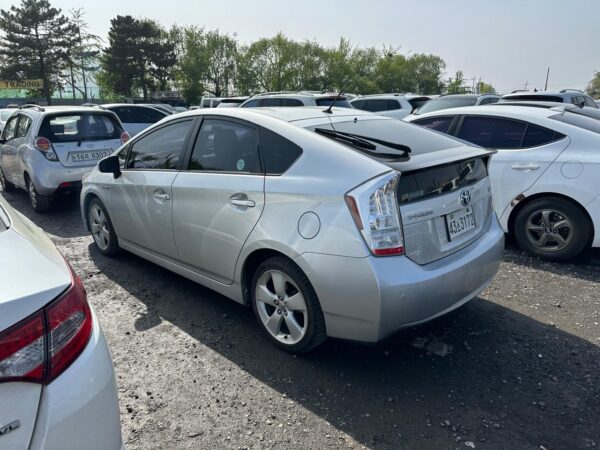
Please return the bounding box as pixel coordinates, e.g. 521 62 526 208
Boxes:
0 167 15 192
87 198 121 256
26 176 50 212
251 256 327 353
514 196 591 262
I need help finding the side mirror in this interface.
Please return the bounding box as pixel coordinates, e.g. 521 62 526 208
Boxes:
98 155 121 179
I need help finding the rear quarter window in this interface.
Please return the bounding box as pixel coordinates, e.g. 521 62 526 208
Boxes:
259 127 303 174
413 116 455 134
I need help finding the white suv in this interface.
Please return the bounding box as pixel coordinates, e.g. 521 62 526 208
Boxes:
0 105 129 212
350 94 431 120
501 90 598 109
240 92 353 108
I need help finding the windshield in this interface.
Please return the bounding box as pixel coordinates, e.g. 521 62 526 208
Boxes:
315 98 353 108
550 112 600 135
305 117 462 156
415 96 477 115
39 113 123 143
0 110 14 121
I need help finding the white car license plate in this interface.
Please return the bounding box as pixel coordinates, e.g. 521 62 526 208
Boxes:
446 206 476 241
70 150 111 162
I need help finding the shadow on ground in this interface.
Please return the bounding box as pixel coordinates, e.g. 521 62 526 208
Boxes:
89 244 600 449
2 189 87 239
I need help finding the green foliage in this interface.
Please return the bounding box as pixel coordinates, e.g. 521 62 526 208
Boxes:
0 0 77 104
445 70 471 94
101 15 175 100
586 72 600 99
477 81 496 94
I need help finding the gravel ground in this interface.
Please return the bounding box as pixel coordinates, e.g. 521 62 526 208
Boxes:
4 191 600 450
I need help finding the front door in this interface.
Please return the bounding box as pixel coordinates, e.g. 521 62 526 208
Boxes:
172 117 265 284
109 118 195 260
0 115 21 185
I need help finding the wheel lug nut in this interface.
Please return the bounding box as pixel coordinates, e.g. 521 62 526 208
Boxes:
277 309 282 315
274 300 279 305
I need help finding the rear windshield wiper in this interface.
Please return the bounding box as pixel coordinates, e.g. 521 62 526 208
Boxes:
314 128 411 159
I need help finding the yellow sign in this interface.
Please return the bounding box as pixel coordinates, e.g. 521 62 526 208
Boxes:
0 79 44 89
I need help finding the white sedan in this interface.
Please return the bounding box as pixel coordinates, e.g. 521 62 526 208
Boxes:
0 194 122 449
406 105 600 261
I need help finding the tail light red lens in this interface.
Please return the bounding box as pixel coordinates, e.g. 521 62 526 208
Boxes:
0 263 92 384
34 137 51 152
120 131 130 144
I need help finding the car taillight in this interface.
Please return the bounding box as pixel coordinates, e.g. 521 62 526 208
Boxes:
0 263 92 384
34 136 58 161
345 172 404 256
120 131 130 144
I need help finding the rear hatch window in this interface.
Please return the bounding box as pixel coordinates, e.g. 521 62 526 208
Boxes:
504 94 563 102
415 96 478 115
39 113 124 167
397 157 488 204
39 113 123 143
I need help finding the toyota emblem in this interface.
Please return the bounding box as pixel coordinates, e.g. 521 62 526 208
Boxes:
459 189 472 206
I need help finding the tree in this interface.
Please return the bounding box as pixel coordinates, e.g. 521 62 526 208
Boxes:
477 81 496 94
586 72 600 99
0 0 77 105
445 70 471 94
64 8 101 101
101 15 175 100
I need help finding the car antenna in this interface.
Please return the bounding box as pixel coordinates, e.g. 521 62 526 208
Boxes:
323 86 345 114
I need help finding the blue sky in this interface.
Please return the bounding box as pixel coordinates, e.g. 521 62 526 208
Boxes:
47 0 600 93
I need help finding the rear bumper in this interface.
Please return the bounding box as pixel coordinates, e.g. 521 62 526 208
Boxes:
29 310 122 450
29 156 95 196
296 215 504 343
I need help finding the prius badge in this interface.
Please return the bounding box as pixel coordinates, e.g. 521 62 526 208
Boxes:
459 189 472 206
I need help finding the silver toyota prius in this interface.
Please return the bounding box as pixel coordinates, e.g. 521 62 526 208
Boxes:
81 107 504 353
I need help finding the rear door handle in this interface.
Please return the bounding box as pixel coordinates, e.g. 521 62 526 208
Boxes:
229 193 255 208
230 199 255 208
153 191 170 201
511 163 540 171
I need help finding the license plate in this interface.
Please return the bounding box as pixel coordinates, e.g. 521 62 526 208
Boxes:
70 150 111 162
446 206 476 241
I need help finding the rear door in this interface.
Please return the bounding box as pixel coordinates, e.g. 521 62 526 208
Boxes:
171 117 264 283
109 118 195 259
0 115 23 185
40 112 123 167
456 115 570 216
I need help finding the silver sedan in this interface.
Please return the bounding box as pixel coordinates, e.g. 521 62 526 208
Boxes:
81 107 504 353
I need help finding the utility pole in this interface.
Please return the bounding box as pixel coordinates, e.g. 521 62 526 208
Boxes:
544 67 550 91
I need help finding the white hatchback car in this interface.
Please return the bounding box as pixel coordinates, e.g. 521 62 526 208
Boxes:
0 194 122 449
406 105 600 260
350 94 431 120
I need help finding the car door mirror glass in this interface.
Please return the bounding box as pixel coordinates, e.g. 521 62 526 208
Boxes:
98 154 121 178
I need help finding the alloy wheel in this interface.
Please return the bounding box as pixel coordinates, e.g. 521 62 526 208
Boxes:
28 180 37 208
525 209 573 252
255 270 308 345
89 204 110 251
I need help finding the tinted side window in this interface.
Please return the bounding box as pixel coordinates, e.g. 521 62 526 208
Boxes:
362 99 388 112
15 115 32 138
112 107 131 123
386 99 401 110
261 98 283 107
414 116 454 134
127 120 193 169
585 97 597 108
282 98 303 107
3 116 18 140
259 127 303 174
134 107 165 124
242 99 260 108
478 98 491 105
522 124 564 148
189 119 260 173
488 97 499 104
458 116 526 149
351 100 364 110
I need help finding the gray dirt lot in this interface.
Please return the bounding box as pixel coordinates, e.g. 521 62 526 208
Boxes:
4 190 600 450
